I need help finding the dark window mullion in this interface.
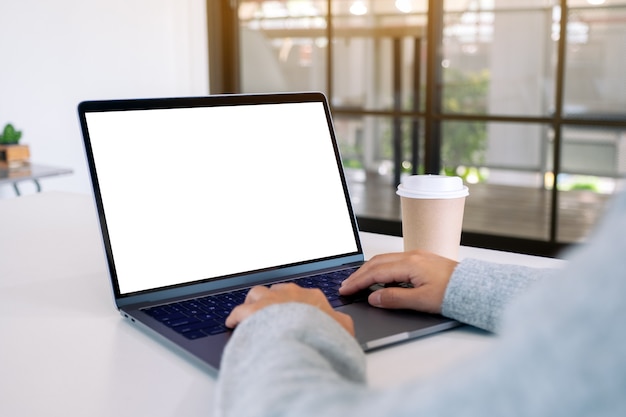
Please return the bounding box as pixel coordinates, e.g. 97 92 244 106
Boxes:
424 0 444 175
206 0 240 94
550 0 569 243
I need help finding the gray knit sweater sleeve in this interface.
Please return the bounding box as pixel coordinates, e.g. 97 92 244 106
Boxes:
215 303 368 417
442 258 556 332
216 190 626 417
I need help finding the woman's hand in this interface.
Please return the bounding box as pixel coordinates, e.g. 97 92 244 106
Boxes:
226 283 355 336
339 250 458 314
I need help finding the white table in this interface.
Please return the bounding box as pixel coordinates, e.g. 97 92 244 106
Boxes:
0 192 564 417
0 163 73 195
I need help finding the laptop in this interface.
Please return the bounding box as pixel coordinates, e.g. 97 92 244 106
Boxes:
78 92 458 374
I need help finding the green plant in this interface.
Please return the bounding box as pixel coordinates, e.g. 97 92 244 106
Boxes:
378 69 489 178
0 123 23 144
440 69 489 176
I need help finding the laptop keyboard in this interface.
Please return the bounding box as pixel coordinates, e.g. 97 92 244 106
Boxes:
141 267 361 340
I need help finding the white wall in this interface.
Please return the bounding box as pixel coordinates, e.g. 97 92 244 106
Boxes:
0 0 209 198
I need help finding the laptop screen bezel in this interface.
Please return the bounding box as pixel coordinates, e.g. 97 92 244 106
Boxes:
78 92 364 306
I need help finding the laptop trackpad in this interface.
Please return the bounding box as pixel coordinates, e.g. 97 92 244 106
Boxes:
337 302 459 351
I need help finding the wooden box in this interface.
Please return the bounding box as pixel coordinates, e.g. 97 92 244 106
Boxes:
0 144 30 168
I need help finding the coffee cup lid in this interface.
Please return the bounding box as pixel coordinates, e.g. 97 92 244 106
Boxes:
396 175 469 199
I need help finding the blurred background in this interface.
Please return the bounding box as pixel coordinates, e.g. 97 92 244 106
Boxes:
2 0 625 256
222 0 626 255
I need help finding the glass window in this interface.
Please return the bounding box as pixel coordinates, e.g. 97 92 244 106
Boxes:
238 1 328 93
556 125 626 177
562 4 626 117
229 0 626 253
555 124 625 242
450 121 549 240
330 2 428 111
334 114 425 175
443 1 558 117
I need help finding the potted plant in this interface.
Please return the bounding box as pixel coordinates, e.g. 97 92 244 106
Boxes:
0 123 30 168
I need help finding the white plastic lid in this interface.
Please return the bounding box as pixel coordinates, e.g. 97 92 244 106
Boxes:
396 175 469 199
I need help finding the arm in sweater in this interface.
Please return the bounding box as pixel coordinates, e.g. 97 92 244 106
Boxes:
442 258 556 332
216 191 626 417
215 260 554 417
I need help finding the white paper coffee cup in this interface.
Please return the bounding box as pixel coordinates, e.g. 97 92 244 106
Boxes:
397 175 469 260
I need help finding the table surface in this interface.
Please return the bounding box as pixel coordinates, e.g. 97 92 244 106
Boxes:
0 163 73 185
0 192 564 417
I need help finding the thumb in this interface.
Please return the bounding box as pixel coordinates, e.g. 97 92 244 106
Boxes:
368 287 441 314
368 287 418 310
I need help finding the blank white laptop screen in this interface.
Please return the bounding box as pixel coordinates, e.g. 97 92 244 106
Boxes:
85 101 359 295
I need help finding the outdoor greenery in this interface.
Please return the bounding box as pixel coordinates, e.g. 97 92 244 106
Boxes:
440 68 489 179
338 68 490 182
